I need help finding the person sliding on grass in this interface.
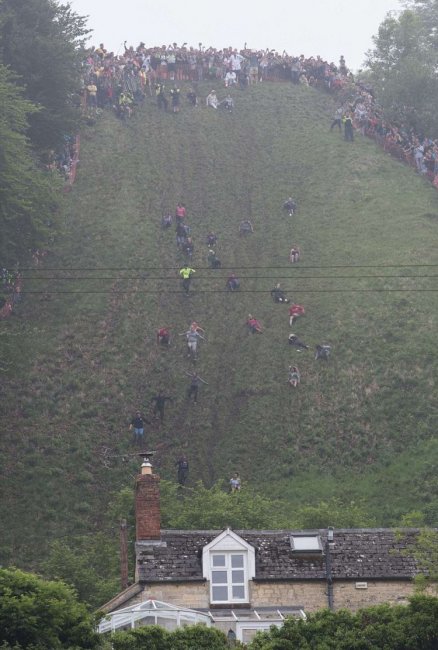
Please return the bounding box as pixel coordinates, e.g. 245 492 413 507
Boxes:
157 326 171 346
288 365 300 387
289 304 305 326
283 197 297 215
315 344 331 361
246 314 263 334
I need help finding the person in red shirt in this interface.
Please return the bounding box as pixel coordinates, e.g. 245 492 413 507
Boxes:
175 202 186 223
246 314 262 334
157 327 171 346
288 304 305 326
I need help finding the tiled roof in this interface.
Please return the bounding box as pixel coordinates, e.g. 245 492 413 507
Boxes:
137 528 421 583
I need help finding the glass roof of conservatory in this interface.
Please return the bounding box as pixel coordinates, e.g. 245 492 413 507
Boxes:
98 598 212 634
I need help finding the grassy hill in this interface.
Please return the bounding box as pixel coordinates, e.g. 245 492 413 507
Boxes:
0 81 437 571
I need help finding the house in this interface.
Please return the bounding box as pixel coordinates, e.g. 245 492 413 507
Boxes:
98 456 424 644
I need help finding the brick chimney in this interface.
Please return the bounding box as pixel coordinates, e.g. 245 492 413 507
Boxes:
135 454 160 541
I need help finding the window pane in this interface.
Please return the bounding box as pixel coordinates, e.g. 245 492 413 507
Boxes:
212 586 228 601
212 554 226 567
231 554 244 568
232 570 244 583
232 585 245 599
292 536 321 551
212 571 227 584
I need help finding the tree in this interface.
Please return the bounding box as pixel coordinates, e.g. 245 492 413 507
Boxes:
0 568 100 649
0 63 59 264
110 624 237 650
248 595 438 650
365 1 438 135
0 0 90 151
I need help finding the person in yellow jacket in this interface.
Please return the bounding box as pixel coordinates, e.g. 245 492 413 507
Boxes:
179 266 195 295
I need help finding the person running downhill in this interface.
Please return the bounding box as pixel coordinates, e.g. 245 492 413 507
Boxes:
151 391 173 422
283 197 297 216
180 327 205 360
226 273 240 291
185 371 208 403
179 265 195 295
271 283 289 303
129 410 150 445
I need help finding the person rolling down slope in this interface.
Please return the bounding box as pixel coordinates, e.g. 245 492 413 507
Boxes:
271 283 289 303
288 333 309 350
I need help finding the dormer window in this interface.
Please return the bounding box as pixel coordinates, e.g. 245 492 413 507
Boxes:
211 552 247 602
290 535 323 553
203 529 256 605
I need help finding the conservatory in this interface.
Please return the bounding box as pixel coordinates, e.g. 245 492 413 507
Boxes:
97 598 212 634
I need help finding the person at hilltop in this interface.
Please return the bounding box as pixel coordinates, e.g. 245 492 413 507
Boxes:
187 87 198 106
230 472 241 492
289 303 305 326
330 106 343 132
288 333 309 350
155 82 168 111
179 265 196 295
246 314 262 334
343 112 354 142
151 390 173 422
271 283 289 303
219 94 234 112
157 326 171 346
206 89 218 109
185 371 208 403
129 410 150 445
170 85 181 113
176 454 189 486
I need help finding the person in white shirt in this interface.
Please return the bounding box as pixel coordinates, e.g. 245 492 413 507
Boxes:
206 90 218 109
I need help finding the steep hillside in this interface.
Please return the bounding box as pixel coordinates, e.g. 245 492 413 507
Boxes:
0 82 437 567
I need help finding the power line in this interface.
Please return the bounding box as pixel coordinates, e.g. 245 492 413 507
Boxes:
19 288 438 294
14 263 438 271
18 274 438 280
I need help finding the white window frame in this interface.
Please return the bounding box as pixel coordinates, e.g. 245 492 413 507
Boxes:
290 535 323 552
210 551 247 604
202 529 256 605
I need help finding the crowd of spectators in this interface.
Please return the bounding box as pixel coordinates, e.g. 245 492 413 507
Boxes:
79 40 438 186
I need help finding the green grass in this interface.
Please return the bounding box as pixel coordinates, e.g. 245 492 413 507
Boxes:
0 81 437 568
